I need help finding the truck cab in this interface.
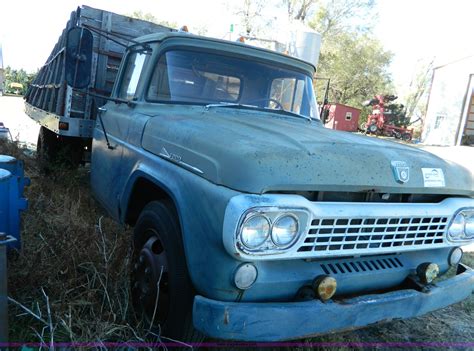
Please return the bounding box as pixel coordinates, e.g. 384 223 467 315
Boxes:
77 31 474 342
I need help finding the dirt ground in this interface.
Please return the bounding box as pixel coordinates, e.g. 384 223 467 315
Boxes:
1 95 474 347
0 95 39 147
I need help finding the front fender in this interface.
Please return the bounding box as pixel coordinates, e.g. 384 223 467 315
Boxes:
119 157 243 301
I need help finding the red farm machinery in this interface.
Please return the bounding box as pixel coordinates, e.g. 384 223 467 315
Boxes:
364 94 413 141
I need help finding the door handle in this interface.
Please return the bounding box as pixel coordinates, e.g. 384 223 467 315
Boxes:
98 106 107 113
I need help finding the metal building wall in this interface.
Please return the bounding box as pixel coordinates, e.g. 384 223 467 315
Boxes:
422 56 474 146
0 44 4 93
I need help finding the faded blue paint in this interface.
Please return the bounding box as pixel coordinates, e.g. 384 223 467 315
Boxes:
0 156 28 249
86 34 474 340
193 264 474 341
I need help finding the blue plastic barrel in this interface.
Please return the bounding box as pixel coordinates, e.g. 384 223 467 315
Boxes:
0 156 29 249
0 155 30 196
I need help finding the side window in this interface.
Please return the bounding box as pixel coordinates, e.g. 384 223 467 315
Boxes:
118 51 150 101
270 78 305 113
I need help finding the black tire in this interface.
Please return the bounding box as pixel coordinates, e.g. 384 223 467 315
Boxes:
36 127 83 170
401 132 412 142
56 136 83 168
131 201 203 343
37 126 59 170
368 124 378 134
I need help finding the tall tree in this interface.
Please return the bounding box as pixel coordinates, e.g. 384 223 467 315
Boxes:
315 31 393 106
284 0 318 22
309 0 375 40
403 58 434 124
4 66 37 95
234 0 270 36
307 0 393 119
129 11 178 29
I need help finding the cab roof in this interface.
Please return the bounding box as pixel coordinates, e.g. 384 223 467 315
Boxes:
134 32 316 75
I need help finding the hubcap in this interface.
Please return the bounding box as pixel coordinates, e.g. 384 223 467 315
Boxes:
132 233 170 324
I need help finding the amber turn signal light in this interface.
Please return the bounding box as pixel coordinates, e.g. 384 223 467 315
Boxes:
417 262 439 284
58 122 69 130
312 275 337 301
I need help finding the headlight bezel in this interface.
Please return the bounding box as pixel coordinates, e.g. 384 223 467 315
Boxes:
447 208 474 243
237 207 309 255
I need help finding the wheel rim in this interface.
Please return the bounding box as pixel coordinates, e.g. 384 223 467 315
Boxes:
132 231 170 324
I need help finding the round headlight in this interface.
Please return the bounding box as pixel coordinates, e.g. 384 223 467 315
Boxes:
241 215 270 249
448 213 465 240
464 213 474 238
271 215 299 247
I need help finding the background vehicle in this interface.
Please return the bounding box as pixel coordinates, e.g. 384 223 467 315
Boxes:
24 6 173 165
24 5 474 343
0 123 12 141
364 94 414 141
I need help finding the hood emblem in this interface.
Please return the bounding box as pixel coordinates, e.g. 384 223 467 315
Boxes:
391 161 410 184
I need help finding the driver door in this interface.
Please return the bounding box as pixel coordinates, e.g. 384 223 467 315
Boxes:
91 50 151 220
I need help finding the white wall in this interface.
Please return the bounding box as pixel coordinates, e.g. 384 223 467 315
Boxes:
422 56 474 146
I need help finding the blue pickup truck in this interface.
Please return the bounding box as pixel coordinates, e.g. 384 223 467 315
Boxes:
25 5 474 343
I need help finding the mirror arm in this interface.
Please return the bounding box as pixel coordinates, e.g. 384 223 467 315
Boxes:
80 90 136 151
86 91 136 107
97 107 114 150
82 24 151 50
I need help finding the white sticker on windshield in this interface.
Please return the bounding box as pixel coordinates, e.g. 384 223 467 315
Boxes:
422 168 445 187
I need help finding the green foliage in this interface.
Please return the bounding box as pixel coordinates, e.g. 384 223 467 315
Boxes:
307 0 393 110
385 103 410 127
309 0 375 39
316 31 393 107
129 10 178 29
4 66 37 95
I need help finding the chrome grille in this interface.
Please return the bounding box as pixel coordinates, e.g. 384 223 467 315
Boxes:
297 216 449 255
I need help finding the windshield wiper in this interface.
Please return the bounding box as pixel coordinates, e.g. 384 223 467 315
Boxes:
205 102 258 109
265 107 312 123
205 102 312 122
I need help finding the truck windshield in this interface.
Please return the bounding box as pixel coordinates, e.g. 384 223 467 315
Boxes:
147 49 319 120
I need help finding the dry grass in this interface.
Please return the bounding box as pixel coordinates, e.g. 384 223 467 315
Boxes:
2 139 474 348
1 140 160 344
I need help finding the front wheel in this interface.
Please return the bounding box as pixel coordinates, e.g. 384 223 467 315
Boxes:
131 201 203 343
368 124 378 134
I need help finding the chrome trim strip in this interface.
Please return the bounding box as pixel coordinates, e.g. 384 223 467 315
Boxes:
159 147 204 175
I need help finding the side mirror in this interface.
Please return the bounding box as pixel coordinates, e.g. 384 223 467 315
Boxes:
65 27 93 89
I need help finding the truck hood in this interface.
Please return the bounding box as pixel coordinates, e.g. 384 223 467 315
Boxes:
141 107 473 195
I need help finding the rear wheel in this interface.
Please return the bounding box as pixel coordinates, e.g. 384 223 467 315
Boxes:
36 127 83 170
131 201 203 343
37 126 59 170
